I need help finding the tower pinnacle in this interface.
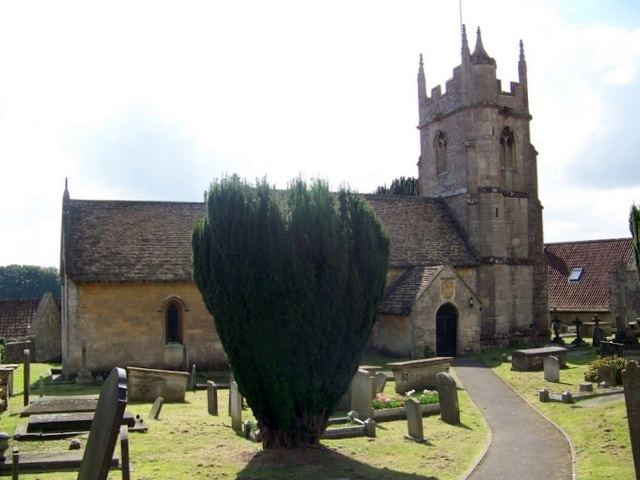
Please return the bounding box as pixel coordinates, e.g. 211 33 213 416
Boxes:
470 27 495 65
461 24 470 60
418 53 427 103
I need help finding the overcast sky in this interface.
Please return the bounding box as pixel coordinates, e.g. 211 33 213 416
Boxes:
1 0 640 267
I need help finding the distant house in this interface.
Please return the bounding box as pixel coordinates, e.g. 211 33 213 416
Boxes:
0 292 61 362
545 238 640 332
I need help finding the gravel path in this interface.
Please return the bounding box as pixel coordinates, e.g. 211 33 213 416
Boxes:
454 356 573 480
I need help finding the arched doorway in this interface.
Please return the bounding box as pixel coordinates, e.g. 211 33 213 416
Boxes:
436 303 458 356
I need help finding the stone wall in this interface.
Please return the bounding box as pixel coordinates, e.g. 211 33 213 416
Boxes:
369 314 412 357
62 280 226 377
31 292 61 362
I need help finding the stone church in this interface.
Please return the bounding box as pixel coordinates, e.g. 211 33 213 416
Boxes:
59 27 548 377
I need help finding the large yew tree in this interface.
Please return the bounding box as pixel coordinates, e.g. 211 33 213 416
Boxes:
192 176 389 448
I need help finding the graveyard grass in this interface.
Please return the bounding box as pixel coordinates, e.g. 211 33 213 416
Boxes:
480 346 633 480
2 362 488 479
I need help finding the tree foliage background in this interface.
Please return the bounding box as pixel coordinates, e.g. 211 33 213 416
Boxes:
374 176 419 196
630 205 640 282
0 265 60 300
192 176 389 448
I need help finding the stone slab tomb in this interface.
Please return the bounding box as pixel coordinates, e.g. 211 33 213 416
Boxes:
600 341 624 358
26 411 135 433
511 347 567 372
20 395 99 417
543 355 560 383
435 372 460 425
387 357 453 393
127 366 189 402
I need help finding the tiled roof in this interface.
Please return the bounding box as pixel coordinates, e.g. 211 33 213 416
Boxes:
363 195 477 268
0 298 39 340
379 266 442 315
63 200 205 282
545 238 633 312
62 194 476 283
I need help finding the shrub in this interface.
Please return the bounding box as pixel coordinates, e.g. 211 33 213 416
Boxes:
584 356 627 385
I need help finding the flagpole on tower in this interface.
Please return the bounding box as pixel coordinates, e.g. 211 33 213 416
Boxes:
459 0 463 28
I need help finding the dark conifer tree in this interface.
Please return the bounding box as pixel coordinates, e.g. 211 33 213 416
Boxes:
374 176 419 196
630 204 640 282
192 176 389 448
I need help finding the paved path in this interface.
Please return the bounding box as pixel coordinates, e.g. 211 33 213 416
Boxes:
453 357 573 480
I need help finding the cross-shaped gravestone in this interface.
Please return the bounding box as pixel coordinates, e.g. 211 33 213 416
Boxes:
572 318 585 346
77 367 127 480
592 314 605 347
551 313 563 344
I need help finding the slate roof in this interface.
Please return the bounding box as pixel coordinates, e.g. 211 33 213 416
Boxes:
0 298 39 340
379 266 442 315
363 195 476 268
545 238 633 312
62 194 476 283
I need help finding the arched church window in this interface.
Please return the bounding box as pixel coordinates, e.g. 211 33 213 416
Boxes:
165 300 183 344
435 131 448 174
499 127 515 170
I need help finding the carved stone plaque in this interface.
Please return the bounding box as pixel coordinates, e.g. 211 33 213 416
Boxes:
440 279 456 300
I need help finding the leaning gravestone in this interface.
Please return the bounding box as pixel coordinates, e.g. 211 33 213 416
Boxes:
436 372 460 425
374 372 387 394
404 398 424 442
598 365 616 387
543 355 560 383
77 367 127 480
229 381 243 432
149 397 164 420
622 360 640 480
350 370 374 420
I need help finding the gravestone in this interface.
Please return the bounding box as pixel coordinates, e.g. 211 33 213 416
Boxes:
229 381 242 432
350 370 374 420
149 397 164 420
39 375 44 398
579 382 594 393
435 372 460 425
120 426 131 480
551 314 564 344
77 367 127 480
374 372 387 394
539 388 550 402
598 365 616 387
23 349 30 407
622 360 640 479
592 327 605 347
77 345 94 385
190 364 197 392
207 381 218 415
404 398 424 442
572 317 585 346
543 355 560 383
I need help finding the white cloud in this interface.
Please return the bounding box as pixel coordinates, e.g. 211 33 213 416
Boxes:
0 0 639 265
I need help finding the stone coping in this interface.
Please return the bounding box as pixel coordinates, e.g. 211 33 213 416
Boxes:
127 366 190 377
544 387 624 403
387 357 453 369
513 346 568 355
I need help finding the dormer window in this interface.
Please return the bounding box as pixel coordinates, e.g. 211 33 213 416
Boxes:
568 268 583 282
435 131 448 174
499 127 515 170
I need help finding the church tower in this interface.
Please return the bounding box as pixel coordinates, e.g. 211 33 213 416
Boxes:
417 26 548 345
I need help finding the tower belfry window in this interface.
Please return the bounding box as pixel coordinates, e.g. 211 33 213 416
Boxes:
499 127 515 170
435 131 448 174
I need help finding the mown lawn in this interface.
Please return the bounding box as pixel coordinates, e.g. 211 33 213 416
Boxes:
1 362 488 479
479 346 634 480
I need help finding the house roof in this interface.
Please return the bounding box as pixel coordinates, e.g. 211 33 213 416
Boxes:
545 238 633 312
0 298 39 340
379 266 442 315
62 195 477 283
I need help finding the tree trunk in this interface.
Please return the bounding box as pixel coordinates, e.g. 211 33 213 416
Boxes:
259 413 328 449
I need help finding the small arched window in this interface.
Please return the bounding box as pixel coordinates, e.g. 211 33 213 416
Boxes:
499 127 515 170
165 301 183 344
435 131 448 174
